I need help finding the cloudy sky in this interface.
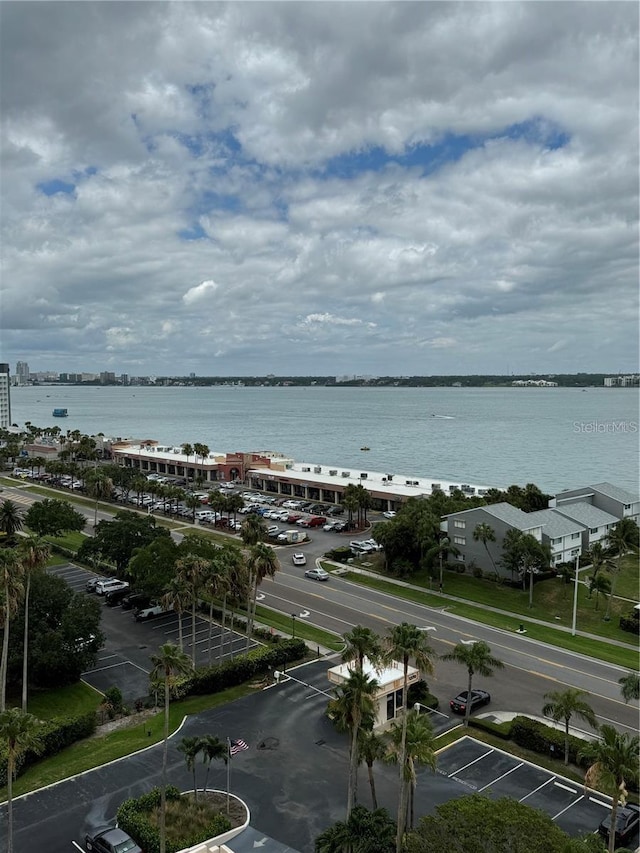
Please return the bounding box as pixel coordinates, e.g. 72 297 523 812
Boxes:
1 2 638 377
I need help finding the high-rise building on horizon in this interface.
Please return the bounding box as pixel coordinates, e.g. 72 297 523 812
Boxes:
16 361 30 385
0 364 11 428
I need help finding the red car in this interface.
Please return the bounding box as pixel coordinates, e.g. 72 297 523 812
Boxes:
308 516 327 527
287 513 302 523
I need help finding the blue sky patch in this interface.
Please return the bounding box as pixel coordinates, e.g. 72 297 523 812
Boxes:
178 223 207 241
37 178 76 196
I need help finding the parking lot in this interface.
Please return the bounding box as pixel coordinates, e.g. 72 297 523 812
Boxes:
436 737 632 842
49 563 261 704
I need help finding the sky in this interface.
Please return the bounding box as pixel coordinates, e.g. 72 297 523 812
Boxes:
1 1 638 377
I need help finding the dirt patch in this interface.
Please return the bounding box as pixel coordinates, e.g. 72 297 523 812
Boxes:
182 790 247 828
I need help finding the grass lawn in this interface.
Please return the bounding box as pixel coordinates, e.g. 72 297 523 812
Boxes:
2 685 256 799
20 681 102 719
253 603 344 652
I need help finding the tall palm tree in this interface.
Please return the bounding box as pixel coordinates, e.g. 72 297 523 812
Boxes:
176 555 209 666
618 671 640 703
245 542 279 649
542 688 598 765
181 443 194 488
385 622 435 853
240 513 266 548
588 542 607 583
0 500 23 545
342 625 384 674
177 735 202 800
357 728 387 810
84 469 113 528
17 536 50 711
603 521 638 622
0 707 43 853
473 523 497 573
386 709 436 831
441 640 504 728
0 551 23 712
330 670 378 817
579 725 640 853
342 485 360 530
589 573 611 611
161 576 190 652
425 536 460 592
149 643 193 853
200 734 227 792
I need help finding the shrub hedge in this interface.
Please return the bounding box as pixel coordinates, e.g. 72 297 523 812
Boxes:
0 709 96 785
619 615 640 635
176 638 307 698
117 785 231 853
510 716 588 767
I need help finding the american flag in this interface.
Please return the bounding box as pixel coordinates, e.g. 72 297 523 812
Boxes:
229 738 249 756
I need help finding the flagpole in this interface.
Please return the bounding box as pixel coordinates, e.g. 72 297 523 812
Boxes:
226 737 231 814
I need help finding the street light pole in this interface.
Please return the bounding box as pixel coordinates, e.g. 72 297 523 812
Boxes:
571 555 580 636
291 613 296 639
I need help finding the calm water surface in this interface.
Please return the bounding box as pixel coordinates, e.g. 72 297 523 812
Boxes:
11 385 639 494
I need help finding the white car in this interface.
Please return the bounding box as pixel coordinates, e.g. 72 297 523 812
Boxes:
292 553 307 566
383 510 396 519
95 579 129 596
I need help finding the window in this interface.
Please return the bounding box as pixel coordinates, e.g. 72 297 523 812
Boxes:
590 528 598 535
624 504 631 510
454 520 466 529
453 536 466 545
571 532 581 539
571 549 580 557
552 537 562 545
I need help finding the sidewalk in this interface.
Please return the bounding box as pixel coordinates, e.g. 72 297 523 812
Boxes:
323 560 635 651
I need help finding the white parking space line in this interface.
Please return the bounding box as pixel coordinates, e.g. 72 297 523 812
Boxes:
71 841 86 852
589 797 611 809
554 780 578 794
447 748 494 778
520 776 554 802
478 761 523 792
552 794 584 820
84 659 149 675
96 654 119 662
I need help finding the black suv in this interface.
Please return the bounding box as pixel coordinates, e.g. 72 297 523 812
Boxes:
104 587 130 607
121 592 150 611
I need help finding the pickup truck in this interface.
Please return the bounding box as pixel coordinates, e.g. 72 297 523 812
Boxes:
134 604 166 621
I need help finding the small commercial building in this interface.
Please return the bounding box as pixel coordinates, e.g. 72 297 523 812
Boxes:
327 657 420 730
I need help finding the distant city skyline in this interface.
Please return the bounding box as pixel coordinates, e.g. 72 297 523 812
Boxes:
1 3 638 375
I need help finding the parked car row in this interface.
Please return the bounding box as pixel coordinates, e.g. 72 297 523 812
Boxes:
349 538 383 554
86 577 169 622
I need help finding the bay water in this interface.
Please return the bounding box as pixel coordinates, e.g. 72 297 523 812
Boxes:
10 385 639 494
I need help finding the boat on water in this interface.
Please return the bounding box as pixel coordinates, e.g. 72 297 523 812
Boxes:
52 408 68 417
360 446 370 451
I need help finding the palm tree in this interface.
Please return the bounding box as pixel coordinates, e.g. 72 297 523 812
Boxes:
386 709 436 831
357 728 386 810
342 484 360 529
385 622 435 853
161 576 190 652
589 573 611 611
84 469 113 528
0 551 23 712
181 443 194 487
149 643 193 853
17 536 51 711
588 542 607 583
542 688 598 765
342 625 384 674
473 523 497 573
330 670 378 816
200 734 227 792
603 521 638 622
441 640 504 728
178 735 202 800
618 671 640 703
176 555 209 665
0 500 23 545
315 804 396 853
0 707 43 853
425 536 460 593
579 725 640 853
245 542 279 649
240 513 266 548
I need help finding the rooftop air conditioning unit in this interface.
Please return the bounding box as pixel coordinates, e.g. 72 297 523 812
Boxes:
314 467 322 473
405 480 412 485
341 471 351 477
382 477 387 482
302 467 311 472
173 449 180 454
413 480 419 486
329 469 338 476
386 474 393 481
360 473 368 479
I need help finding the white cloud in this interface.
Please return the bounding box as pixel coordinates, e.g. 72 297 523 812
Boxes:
0 1 636 375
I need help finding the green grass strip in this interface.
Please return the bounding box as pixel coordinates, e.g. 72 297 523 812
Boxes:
2 685 255 799
253 603 344 651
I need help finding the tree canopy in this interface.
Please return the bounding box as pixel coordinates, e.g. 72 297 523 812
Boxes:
76 510 170 574
24 499 86 538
